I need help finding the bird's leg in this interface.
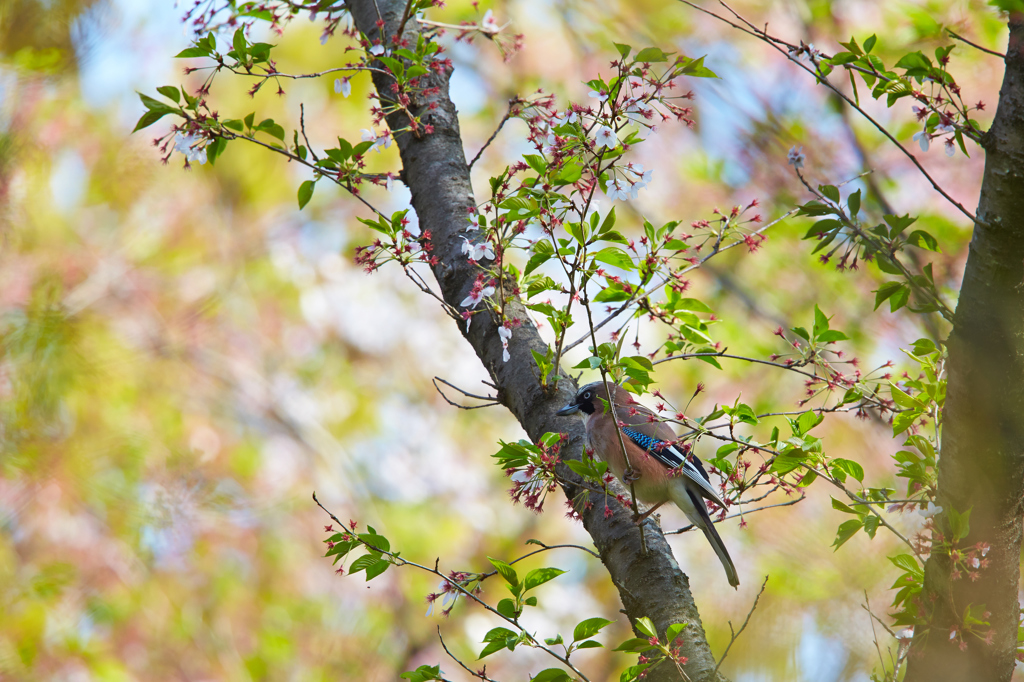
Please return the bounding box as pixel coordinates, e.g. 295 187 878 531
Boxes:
623 467 641 484
632 501 665 524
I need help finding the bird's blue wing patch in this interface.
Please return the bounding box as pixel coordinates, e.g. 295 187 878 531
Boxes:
621 427 725 507
621 427 683 468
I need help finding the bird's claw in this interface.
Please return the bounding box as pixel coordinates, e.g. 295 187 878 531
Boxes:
623 468 641 484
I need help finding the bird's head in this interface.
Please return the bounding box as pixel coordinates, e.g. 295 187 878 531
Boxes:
556 381 633 416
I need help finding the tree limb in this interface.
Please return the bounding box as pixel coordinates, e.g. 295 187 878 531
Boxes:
345 1 728 679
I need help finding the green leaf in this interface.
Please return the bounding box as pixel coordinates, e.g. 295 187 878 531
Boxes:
175 46 211 59
613 637 655 653
634 616 657 638
599 206 617 234
524 250 553 277
478 627 519 659
635 47 669 62
592 247 635 270
482 626 517 642
156 85 180 103
488 557 520 587
678 55 718 78
207 136 227 165
890 383 924 410
573 617 612 642
831 458 865 482
893 412 917 435
132 109 171 133
796 410 823 435
874 281 905 310
832 518 863 549
863 34 877 53
523 154 547 174
674 298 713 313
576 640 603 649
889 284 911 312
523 567 566 591
889 553 923 577
948 506 971 540
365 558 389 580
297 180 315 209
232 28 248 60
497 598 518 619
831 497 860 515
348 553 382 574
817 330 849 343
401 664 442 682
614 43 632 59
573 356 602 370
531 669 571 682
847 189 861 216
906 229 939 252
819 184 841 203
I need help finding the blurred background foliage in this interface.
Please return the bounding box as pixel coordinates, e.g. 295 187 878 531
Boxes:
0 0 1013 680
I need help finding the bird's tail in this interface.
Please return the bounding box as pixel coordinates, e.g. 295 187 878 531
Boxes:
698 512 739 588
670 484 740 588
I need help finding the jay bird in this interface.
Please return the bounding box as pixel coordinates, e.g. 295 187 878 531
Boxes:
557 381 739 587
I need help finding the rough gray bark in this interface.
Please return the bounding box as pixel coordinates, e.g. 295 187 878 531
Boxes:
346 1 727 680
905 15 1024 682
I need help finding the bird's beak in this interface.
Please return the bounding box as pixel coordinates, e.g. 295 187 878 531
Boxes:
556 403 580 416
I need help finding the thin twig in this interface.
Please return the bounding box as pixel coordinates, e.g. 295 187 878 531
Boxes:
299 104 320 162
432 377 500 409
675 0 983 226
865 591 889 677
469 99 517 170
946 29 1005 59
311 493 593 681
715 576 769 672
522 539 601 559
562 207 798 354
667 495 804 534
438 627 496 682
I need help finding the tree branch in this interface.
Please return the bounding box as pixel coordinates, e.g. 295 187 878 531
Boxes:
345 2 728 679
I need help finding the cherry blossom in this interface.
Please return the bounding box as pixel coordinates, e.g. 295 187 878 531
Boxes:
913 128 930 152
626 163 653 188
553 110 578 126
361 128 392 152
594 125 618 149
460 282 495 309
588 89 609 102
481 9 500 34
498 325 512 362
918 501 943 517
461 236 495 262
334 78 351 97
174 132 209 165
369 43 385 56
604 178 631 201
787 145 805 168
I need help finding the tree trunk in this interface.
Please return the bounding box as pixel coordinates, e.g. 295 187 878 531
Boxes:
345 2 727 680
905 14 1024 682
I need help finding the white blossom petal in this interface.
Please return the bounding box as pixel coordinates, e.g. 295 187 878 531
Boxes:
593 125 618 149
913 129 930 152
787 145 805 168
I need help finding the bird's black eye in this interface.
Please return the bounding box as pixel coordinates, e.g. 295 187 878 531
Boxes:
582 391 592 400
